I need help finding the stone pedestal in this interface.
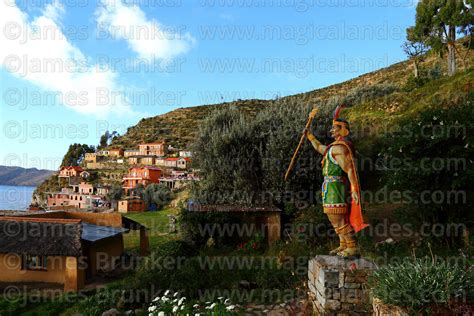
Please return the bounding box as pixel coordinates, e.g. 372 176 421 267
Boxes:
308 255 377 316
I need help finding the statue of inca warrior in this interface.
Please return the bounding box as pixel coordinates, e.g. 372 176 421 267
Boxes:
305 105 368 257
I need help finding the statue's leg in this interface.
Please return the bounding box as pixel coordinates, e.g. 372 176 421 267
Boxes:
327 214 347 254
335 222 360 257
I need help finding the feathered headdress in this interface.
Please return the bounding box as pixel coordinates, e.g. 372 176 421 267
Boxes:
332 104 350 137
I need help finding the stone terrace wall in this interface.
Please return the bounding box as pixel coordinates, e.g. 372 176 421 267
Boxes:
308 255 377 316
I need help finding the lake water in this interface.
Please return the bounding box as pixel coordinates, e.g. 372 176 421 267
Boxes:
0 185 36 211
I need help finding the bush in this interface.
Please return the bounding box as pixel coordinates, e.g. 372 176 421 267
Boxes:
369 257 474 313
191 101 327 207
178 207 244 247
144 184 173 210
342 84 398 105
380 106 474 226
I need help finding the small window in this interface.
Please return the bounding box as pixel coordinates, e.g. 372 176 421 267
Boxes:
22 255 47 271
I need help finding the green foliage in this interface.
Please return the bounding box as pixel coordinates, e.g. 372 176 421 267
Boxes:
403 64 443 91
107 184 123 201
60 143 95 167
414 0 472 75
369 257 474 313
77 283 124 316
191 101 323 206
341 84 398 106
380 105 474 225
144 184 173 210
178 207 243 247
98 130 119 149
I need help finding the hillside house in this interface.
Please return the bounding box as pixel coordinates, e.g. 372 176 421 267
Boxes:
97 185 110 197
47 189 73 207
0 212 149 292
179 151 192 158
128 156 156 165
58 166 84 178
122 166 162 192
164 157 191 169
124 149 140 157
72 182 95 194
109 148 124 157
98 149 124 157
138 143 165 156
85 153 98 163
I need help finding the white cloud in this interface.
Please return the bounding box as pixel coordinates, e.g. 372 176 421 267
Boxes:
96 0 195 61
0 0 132 117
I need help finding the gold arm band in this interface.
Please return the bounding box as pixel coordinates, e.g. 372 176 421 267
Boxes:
307 132 316 142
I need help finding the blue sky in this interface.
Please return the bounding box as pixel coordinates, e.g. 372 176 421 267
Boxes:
0 0 417 170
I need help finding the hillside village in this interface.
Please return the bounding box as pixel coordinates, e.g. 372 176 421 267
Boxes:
38 142 197 214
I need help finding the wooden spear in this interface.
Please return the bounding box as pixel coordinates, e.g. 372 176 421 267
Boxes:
284 108 318 181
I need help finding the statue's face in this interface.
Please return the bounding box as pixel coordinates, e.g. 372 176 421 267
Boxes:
330 124 341 139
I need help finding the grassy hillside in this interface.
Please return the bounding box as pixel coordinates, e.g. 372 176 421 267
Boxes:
108 43 473 150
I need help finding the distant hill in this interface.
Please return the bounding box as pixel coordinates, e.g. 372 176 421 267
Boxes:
0 166 54 187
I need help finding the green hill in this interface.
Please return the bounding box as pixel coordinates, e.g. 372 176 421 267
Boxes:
108 43 473 150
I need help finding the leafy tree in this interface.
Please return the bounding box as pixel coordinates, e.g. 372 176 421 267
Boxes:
60 143 95 167
143 183 172 210
107 184 123 201
130 183 145 198
402 26 430 78
414 0 472 76
98 130 119 149
191 100 336 208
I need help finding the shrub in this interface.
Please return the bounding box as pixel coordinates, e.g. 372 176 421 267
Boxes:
342 84 398 105
380 106 474 226
178 207 244 247
144 184 173 210
369 257 474 313
191 101 326 207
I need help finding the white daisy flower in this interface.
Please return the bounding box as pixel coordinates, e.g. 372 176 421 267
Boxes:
148 305 157 312
173 306 178 313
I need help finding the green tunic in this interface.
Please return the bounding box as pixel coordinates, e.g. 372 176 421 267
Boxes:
322 146 349 213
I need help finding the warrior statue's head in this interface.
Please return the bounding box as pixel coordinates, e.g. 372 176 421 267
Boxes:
330 105 350 140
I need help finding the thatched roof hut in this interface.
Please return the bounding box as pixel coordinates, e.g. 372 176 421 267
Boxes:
0 217 82 257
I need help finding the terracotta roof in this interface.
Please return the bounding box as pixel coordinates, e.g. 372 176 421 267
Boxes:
165 157 190 161
60 166 84 172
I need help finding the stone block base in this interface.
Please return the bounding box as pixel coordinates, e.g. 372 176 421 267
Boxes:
308 255 377 315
